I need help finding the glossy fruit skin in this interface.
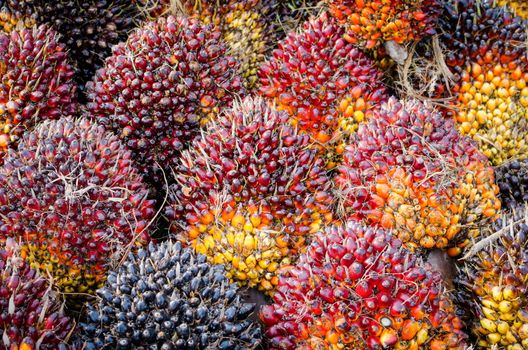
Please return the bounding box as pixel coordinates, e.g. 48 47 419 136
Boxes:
325 0 442 49
77 241 262 350
0 117 155 305
455 207 528 349
437 0 528 165
261 222 468 349
0 24 77 161
335 98 500 253
259 13 388 170
166 96 333 292
495 159 528 210
4 0 140 90
86 15 244 183
0 239 74 350
0 3 36 33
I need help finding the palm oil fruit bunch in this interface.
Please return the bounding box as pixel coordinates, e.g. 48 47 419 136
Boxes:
0 24 77 161
497 0 528 19
0 2 35 33
260 222 468 349
77 241 262 349
0 239 74 350
335 98 500 254
455 207 528 349
178 0 274 90
0 117 155 305
325 0 442 50
259 13 388 170
495 159 528 210
165 96 333 292
439 0 528 165
3 0 140 89
86 15 244 183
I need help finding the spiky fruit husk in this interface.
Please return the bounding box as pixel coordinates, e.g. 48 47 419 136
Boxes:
177 0 275 90
0 117 155 305
77 241 262 349
132 0 170 18
325 0 442 49
0 3 35 33
4 0 140 90
261 222 468 349
335 98 500 254
495 159 528 211
0 239 74 350
259 14 388 170
165 96 333 292
272 0 322 38
86 15 244 183
497 0 528 19
0 25 77 161
455 207 528 349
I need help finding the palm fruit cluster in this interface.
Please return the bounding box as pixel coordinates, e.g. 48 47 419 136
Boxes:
0 24 77 160
178 0 275 90
260 222 468 349
335 98 501 254
132 0 170 19
497 0 528 19
77 241 262 349
86 15 244 183
325 0 442 50
3 0 140 89
259 14 388 170
0 239 74 350
165 96 333 292
0 117 155 304
0 2 35 33
456 207 528 349
438 0 528 165
495 159 528 210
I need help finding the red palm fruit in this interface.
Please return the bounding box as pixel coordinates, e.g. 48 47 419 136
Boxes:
4 0 140 89
165 96 333 292
258 13 388 170
0 239 74 349
177 0 276 90
0 24 77 161
455 207 528 349
0 117 155 306
335 98 500 254
325 0 442 50
86 15 244 183
261 222 468 349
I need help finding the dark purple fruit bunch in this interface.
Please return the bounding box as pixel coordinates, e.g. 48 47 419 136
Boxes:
0 24 77 160
86 15 244 182
495 159 528 210
77 241 262 350
4 0 141 89
0 117 155 304
0 238 74 350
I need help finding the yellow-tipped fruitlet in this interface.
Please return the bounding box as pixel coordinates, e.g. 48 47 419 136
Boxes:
497 0 528 19
0 25 77 161
335 98 500 254
86 15 244 183
0 3 35 33
0 239 74 349
166 96 333 291
259 13 388 170
261 222 468 349
456 206 528 349
178 0 275 90
439 0 528 165
325 0 442 49
0 117 156 305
